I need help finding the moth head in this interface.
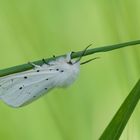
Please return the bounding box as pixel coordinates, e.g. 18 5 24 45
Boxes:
67 44 99 65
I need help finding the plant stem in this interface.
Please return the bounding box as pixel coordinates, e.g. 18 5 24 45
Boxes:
0 40 140 77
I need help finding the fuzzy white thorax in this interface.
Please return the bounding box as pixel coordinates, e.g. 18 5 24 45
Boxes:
43 53 80 87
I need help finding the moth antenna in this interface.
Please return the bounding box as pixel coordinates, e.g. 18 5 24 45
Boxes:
74 44 92 64
80 57 100 65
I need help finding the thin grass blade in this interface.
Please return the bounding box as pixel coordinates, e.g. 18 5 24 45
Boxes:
99 79 140 140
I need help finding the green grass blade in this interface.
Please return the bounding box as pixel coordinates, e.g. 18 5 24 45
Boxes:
0 40 140 77
99 79 140 140
72 40 140 58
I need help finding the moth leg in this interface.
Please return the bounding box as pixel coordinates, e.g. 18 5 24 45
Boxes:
42 59 48 64
52 55 56 61
66 52 75 62
66 52 72 62
71 51 75 58
28 62 41 69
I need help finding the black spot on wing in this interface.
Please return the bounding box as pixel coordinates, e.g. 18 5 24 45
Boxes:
24 76 28 79
19 87 23 90
37 70 40 72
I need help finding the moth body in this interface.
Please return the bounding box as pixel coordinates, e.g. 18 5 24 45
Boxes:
0 53 80 107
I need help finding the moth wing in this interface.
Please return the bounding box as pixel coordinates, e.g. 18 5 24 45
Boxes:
0 68 58 107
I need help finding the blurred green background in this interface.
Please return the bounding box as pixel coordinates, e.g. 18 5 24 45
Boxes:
0 0 140 140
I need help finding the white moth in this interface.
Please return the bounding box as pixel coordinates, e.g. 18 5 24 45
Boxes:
0 47 97 108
